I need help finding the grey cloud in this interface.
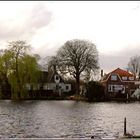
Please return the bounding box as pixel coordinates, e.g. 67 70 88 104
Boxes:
0 3 52 41
121 46 140 56
99 46 140 73
34 45 59 58
28 4 52 29
99 54 128 73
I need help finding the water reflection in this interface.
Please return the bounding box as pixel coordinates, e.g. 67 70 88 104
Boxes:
0 100 139 138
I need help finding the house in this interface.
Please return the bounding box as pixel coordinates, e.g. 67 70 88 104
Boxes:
100 68 139 98
26 66 71 97
46 69 71 96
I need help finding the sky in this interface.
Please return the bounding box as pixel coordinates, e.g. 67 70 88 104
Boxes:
1 1 140 73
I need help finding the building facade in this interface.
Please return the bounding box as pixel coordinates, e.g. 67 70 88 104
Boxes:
101 68 139 98
26 68 71 97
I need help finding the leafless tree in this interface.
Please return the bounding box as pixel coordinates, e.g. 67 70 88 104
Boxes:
56 39 99 95
48 56 59 72
127 55 140 79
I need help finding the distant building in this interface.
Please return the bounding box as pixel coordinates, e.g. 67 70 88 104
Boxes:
26 65 71 97
100 68 139 98
46 69 71 95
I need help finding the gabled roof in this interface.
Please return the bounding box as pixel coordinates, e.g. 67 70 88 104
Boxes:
47 69 65 83
37 64 65 83
101 68 135 81
101 73 110 81
111 68 134 77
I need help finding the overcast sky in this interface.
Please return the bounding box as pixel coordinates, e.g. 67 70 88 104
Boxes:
1 1 140 73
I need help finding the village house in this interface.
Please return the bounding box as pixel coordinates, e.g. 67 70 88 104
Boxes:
100 68 139 98
26 66 71 98
46 68 71 96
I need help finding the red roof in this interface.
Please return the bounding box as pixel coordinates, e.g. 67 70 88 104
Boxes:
110 68 134 77
101 68 135 82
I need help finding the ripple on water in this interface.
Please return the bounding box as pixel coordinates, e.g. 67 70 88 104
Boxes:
0 101 139 138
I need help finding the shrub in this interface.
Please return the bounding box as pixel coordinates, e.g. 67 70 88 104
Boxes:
85 81 105 101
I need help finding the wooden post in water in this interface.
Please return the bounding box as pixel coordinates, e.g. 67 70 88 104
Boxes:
124 117 126 136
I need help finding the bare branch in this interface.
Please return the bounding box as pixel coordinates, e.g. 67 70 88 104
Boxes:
56 39 99 94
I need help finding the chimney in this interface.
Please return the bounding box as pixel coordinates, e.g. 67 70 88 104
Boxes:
101 69 103 77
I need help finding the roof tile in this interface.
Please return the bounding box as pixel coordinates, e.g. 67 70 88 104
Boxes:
111 68 134 77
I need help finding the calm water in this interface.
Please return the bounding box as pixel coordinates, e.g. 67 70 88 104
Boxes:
0 100 139 138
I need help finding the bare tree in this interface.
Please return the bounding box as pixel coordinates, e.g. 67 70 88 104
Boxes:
56 39 99 95
48 56 59 72
127 55 140 79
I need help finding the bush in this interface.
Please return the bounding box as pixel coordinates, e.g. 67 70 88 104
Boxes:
85 81 105 101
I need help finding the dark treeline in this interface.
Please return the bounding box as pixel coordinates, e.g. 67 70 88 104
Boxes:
0 39 102 101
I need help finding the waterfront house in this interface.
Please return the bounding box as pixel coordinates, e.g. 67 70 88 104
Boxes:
26 65 71 97
46 68 71 96
100 68 139 98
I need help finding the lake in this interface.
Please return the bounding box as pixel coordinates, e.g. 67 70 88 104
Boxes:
0 100 139 139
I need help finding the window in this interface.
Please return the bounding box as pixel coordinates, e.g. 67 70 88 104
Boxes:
108 84 124 92
56 85 59 90
122 76 127 81
54 75 60 82
129 77 134 80
56 75 59 80
66 85 69 90
111 75 117 81
108 85 113 92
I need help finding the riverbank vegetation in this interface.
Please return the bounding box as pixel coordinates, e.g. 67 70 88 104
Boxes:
0 39 100 100
85 81 105 102
0 39 139 102
0 40 40 100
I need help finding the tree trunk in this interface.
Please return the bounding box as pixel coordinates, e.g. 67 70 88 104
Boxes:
76 74 80 95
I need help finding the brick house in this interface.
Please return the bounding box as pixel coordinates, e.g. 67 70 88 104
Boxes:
101 68 139 98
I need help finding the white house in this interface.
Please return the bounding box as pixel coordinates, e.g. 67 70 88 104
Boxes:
46 70 71 96
25 66 71 96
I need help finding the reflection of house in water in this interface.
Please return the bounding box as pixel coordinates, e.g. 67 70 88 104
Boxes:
26 66 71 98
100 68 139 98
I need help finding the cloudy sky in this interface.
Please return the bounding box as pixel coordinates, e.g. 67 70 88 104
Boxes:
1 1 140 73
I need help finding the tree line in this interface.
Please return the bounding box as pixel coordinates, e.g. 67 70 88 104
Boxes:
0 39 99 100
1 39 137 101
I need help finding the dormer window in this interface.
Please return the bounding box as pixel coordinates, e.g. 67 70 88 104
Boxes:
111 75 117 81
54 74 60 83
129 77 134 80
122 76 127 81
